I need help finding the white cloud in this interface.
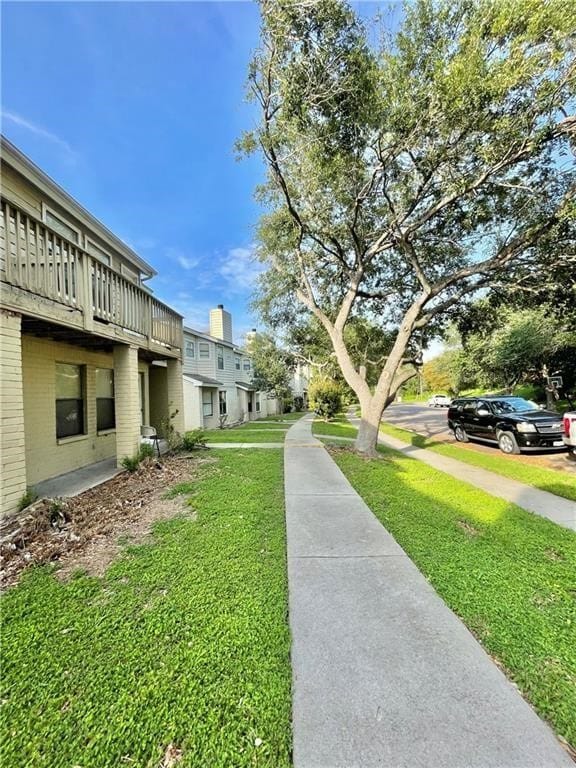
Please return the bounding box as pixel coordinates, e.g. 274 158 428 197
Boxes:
165 247 200 271
2 110 76 159
218 246 264 294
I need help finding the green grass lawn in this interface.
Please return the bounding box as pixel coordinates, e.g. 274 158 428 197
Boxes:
1 451 291 768
204 428 287 443
233 422 291 431
331 445 576 748
257 411 306 422
379 422 576 502
312 418 358 439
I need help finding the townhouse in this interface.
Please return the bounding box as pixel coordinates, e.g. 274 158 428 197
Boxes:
182 306 279 430
0 137 184 516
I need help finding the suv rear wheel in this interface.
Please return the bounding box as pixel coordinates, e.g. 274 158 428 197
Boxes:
454 424 468 442
497 431 520 455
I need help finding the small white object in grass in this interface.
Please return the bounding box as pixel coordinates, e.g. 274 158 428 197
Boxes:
254 737 263 747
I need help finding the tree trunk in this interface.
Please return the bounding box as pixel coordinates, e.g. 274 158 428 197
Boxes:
354 398 382 456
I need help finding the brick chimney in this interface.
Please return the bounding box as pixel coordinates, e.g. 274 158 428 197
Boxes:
209 304 233 343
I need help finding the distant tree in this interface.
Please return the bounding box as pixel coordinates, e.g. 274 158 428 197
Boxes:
242 0 576 455
248 331 293 399
460 307 571 393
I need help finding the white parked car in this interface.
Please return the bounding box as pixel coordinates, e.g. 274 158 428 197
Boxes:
563 411 576 459
428 394 452 408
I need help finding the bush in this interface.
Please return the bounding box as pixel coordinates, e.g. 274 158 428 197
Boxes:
121 443 156 472
181 429 207 451
18 487 38 512
308 378 342 420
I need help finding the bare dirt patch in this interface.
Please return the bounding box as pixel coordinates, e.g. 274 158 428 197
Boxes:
1 455 214 589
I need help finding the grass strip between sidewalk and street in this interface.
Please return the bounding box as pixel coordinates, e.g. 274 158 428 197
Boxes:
331 444 576 750
312 415 576 503
379 421 576 502
1 450 291 768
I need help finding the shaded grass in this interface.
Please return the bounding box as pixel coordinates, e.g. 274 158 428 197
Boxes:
1 451 291 768
331 445 576 748
379 422 576 502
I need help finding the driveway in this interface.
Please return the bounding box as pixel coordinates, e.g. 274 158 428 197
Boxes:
383 403 575 474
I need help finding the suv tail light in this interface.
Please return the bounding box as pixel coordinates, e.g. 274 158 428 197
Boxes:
565 416 572 437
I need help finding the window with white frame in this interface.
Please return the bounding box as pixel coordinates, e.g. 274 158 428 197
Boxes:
55 363 85 438
202 389 213 416
235 355 241 370
219 391 227 415
199 342 210 359
243 358 251 372
185 340 195 358
96 368 115 431
216 345 224 370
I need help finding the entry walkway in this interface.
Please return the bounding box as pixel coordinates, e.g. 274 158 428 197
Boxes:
33 458 121 499
284 415 572 768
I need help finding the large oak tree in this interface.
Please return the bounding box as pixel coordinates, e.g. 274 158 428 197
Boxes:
241 0 576 454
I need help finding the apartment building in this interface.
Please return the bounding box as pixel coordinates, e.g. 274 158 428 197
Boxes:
182 306 279 430
0 137 184 516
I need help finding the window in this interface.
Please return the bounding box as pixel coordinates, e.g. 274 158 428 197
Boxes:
217 345 224 370
185 340 195 358
219 391 227 415
243 358 251 372
96 368 115 431
199 342 210 359
85 238 111 266
235 355 241 371
56 363 85 438
43 206 80 244
202 390 213 416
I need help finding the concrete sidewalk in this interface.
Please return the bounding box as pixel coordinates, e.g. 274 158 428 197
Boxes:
285 415 572 768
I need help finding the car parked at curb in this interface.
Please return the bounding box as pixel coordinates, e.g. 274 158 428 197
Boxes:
563 411 576 460
428 394 452 408
447 396 566 454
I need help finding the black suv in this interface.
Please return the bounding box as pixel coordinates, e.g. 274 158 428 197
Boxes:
447 396 565 454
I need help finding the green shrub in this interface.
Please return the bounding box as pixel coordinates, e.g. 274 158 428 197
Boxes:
138 443 156 460
121 443 156 472
17 488 38 512
181 429 207 451
308 378 343 420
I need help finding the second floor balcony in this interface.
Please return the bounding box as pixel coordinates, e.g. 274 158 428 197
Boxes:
0 199 182 357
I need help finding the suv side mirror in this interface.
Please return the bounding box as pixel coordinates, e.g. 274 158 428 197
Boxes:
477 408 490 417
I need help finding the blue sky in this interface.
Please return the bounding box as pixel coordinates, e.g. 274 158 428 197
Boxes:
2 1 270 340
2 1 402 345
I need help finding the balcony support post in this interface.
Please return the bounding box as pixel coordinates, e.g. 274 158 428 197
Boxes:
113 344 141 464
166 357 185 435
0 310 27 517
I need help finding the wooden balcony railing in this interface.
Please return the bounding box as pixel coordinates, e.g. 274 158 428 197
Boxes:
0 199 182 352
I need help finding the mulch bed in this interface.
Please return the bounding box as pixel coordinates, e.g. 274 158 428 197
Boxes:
1 455 209 590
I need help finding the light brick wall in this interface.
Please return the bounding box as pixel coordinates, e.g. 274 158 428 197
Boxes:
21 336 119 485
0 310 26 516
113 345 141 464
